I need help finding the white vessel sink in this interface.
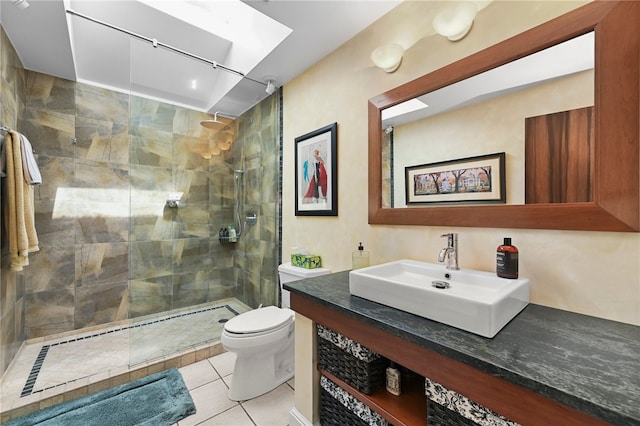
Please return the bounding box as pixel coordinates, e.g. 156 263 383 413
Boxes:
349 259 529 338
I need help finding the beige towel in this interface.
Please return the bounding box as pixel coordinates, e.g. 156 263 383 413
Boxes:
4 130 39 271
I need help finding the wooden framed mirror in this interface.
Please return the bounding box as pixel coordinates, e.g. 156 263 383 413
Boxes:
368 1 639 232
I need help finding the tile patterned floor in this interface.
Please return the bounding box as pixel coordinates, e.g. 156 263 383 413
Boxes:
175 351 295 425
0 299 257 422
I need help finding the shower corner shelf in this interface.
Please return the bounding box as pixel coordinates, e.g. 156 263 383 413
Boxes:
219 237 237 245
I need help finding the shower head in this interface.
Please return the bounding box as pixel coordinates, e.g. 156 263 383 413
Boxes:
200 112 232 131
224 162 245 174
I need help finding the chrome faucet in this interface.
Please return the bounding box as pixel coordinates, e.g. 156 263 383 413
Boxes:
438 233 460 270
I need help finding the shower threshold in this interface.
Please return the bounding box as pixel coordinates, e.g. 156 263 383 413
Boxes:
0 298 250 421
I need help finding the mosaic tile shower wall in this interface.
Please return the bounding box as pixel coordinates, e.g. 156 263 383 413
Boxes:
0 25 280 375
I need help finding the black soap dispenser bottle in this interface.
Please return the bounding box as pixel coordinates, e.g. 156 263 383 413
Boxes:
496 237 519 279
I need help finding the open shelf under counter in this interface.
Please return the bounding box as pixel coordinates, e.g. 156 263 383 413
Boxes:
320 369 427 426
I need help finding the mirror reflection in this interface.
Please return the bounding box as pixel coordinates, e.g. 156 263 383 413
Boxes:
381 33 594 208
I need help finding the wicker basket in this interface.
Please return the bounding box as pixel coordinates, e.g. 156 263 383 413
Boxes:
425 377 518 426
320 375 390 426
427 400 486 426
317 324 386 394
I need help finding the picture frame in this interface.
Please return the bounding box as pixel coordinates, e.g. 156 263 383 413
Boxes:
295 122 338 216
405 152 505 205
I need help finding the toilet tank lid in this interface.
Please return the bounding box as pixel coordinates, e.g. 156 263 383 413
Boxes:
279 262 330 278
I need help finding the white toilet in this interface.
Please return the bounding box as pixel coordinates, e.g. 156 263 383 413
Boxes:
221 262 330 401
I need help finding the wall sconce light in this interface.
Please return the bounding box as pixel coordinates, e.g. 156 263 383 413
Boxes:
216 131 234 151
433 2 477 41
371 43 404 73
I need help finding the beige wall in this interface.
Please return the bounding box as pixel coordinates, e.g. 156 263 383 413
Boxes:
283 0 639 325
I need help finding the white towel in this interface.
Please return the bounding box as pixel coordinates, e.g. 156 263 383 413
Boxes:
19 133 42 185
1 131 41 184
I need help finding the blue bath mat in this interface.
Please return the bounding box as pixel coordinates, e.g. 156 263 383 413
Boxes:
5 368 196 426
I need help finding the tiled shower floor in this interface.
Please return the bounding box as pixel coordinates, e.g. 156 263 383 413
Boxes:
0 298 250 420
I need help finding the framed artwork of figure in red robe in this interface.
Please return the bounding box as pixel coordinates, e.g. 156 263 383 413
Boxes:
295 122 338 216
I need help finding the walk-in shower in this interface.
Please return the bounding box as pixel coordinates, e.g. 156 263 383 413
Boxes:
0 95 281 417
0 21 281 419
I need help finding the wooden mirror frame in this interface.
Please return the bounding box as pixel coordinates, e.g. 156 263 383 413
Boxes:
368 1 639 232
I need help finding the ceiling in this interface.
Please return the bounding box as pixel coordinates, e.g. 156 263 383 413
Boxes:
0 0 401 117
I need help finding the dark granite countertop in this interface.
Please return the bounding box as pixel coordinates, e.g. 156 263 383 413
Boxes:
285 271 640 425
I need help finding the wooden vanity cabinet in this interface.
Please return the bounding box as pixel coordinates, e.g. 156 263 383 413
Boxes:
291 293 609 426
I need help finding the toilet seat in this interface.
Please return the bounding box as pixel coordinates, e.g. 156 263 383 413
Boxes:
224 306 294 336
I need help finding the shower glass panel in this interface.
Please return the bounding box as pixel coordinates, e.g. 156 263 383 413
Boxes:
127 37 280 367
